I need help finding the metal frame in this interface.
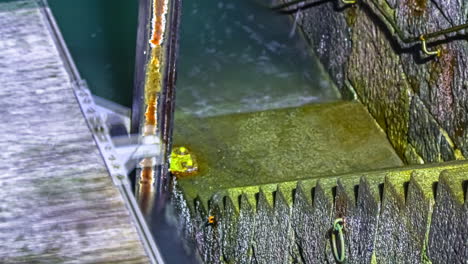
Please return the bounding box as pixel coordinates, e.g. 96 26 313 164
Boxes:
38 1 165 263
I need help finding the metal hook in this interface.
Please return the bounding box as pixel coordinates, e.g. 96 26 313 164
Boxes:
332 218 346 263
204 215 216 227
420 35 441 57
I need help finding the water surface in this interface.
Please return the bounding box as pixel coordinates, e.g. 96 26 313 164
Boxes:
176 0 339 117
49 0 137 107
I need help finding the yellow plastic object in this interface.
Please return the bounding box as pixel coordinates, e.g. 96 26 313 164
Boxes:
170 146 199 177
208 216 216 224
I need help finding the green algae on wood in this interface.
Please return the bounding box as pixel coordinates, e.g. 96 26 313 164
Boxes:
173 161 468 263
173 101 403 202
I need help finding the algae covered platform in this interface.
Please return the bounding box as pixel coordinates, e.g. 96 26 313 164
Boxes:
172 101 467 263
0 1 153 262
173 101 403 201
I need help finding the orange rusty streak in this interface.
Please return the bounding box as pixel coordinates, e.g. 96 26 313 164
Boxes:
137 164 155 214
150 0 168 47
139 166 154 185
145 96 157 127
139 183 153 208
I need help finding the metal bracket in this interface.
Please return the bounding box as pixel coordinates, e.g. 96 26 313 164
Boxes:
72 80 131 186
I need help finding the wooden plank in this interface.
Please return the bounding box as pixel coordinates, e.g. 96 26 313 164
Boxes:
0 1 150 263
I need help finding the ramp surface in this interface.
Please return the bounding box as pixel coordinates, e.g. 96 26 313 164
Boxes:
174 101 404 200
0 1 150 263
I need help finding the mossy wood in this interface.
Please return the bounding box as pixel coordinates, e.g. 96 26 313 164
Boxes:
174 162 467 264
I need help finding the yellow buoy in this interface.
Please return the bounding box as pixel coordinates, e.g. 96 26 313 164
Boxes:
169 146 198 177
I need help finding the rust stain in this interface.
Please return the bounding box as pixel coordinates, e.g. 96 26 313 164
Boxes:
405 0 427 16
138 165 155 214
136 0 169 213
144 95 158 135
334 192 348 219
150 0 169 47
139 165 155 185
144 33 163 135
430 47 455 123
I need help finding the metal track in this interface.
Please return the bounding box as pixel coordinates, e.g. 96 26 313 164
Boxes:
39 1 165 263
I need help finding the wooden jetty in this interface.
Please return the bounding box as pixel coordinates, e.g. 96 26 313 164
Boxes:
0 1 159 262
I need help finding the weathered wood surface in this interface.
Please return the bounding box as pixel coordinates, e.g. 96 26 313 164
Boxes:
174 161 468 264
0 1 150 263
174 159 468 264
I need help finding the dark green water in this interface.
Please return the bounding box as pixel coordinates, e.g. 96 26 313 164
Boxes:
49 0 138 107
177 0 338 116
49 0 338 113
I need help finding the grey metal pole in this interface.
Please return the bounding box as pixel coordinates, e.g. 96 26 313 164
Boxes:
132 0 200 262
131 0 151 135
